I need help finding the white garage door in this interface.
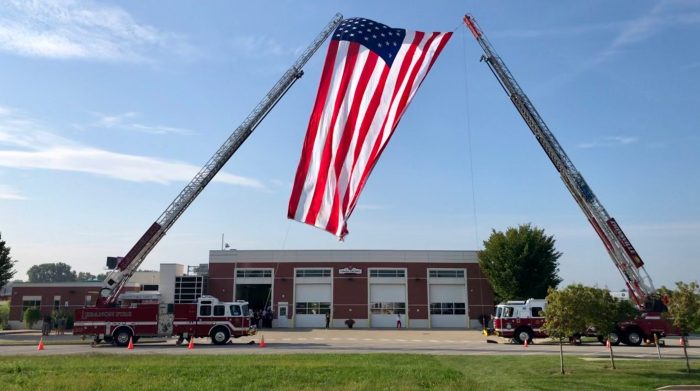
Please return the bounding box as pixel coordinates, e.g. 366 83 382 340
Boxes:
430 284 467 328
370 284 406 328
295 283 331 328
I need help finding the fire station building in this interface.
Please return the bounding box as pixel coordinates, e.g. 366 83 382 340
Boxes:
7 249 495 330
208 249 494 329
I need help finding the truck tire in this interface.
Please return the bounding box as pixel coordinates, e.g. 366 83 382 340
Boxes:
624 329 643 346
113 328 133 347
513 328 533 345
597 331 621 346
210 327 230 345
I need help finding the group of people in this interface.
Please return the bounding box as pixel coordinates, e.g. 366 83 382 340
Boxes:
41 312 67 336
249 308 273 329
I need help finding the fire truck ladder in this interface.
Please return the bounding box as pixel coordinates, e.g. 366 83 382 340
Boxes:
96 13 344 307
462 14 656 309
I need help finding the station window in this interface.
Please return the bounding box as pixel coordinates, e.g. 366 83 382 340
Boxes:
429 270 465 278
295 302 331 315
22 299 41 314
369 269 405 278
369 302 406 314
236 269 272 278
295 269 331 277
430 302 466 315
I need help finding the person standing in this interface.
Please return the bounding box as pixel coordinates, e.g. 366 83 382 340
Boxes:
325 312 331 329
396 313 402 329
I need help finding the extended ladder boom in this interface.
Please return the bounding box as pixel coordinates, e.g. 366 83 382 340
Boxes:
463 14 656 309
97 13 344 306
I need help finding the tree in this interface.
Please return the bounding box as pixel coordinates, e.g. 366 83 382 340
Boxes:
0 233 17 290
663 281 700 374
23 306 41 329
479 224 562 301
542 285 591 374
27 262 77 283
587 287 639 370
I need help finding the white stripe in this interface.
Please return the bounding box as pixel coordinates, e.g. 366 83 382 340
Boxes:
345 32 416 212
314 48 371 230
295 41 351 221
335 57 386 228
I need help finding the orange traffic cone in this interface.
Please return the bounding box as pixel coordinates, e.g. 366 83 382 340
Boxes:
606 339 611 349
37 337 45 351
188 338 195 350
523 339 528 348
127 336 134 350
258 334 266 348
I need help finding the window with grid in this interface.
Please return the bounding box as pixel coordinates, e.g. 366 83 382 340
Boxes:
369 269 405 278
295 302 331 315
236 269 272 278
430 302 466 315
369 302 406 314
429 270 465 278
295 269 331 277
22 300 41 314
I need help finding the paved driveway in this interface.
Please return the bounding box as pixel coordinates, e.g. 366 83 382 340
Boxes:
1 329 697 358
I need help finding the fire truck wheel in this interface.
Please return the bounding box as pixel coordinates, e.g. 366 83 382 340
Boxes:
597 331 621 346
210 327 230 345
113 328 133 347
624 329 643 346
514 328 533 345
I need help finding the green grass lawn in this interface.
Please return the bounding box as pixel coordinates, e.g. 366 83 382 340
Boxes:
0 354 698 391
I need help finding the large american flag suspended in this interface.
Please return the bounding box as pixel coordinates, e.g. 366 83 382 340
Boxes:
288 17 452 239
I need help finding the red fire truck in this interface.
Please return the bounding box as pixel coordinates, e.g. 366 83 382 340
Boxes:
492 299 677 346
74 296 252 346
71 14 344 347
463 14 680 346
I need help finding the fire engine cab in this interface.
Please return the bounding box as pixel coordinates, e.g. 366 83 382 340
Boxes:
493 299 546 344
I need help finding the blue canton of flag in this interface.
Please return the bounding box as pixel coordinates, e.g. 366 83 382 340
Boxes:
333 18 406 67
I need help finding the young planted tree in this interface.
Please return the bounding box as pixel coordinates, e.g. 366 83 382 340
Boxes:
542 285 591 375
663 281 700 374
479 224 562 301
587 287 639 369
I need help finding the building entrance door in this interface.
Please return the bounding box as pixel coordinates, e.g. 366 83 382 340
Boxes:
277 302 289 328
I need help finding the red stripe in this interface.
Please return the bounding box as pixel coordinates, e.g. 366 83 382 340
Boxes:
287 41 339 219
339 65 391 217
344 32 425 215
325 52 380 235
305 42 360 225
390 32 441 130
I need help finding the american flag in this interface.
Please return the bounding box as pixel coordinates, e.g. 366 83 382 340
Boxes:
288 17 452 239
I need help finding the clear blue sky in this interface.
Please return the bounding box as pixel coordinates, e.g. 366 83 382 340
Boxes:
1 1 698 291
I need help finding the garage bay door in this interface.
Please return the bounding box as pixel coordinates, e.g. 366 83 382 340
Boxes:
429 284 467 328
370 284 406 328
295 283 331 328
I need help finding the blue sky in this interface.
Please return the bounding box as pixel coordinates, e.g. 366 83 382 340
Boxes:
0 1 698 291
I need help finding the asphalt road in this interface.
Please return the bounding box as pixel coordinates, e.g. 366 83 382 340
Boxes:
1 329 698 358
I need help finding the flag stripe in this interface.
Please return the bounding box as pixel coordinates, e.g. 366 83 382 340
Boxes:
304 42 361 225
288 40 340 219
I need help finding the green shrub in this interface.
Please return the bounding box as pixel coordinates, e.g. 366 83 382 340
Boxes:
0 301 9 330
23 307 41 329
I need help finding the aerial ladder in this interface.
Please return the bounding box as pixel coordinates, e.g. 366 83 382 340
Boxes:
462 14 658 310
96 13 344 307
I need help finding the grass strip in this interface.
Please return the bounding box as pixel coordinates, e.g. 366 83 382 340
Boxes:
0 354 698 391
